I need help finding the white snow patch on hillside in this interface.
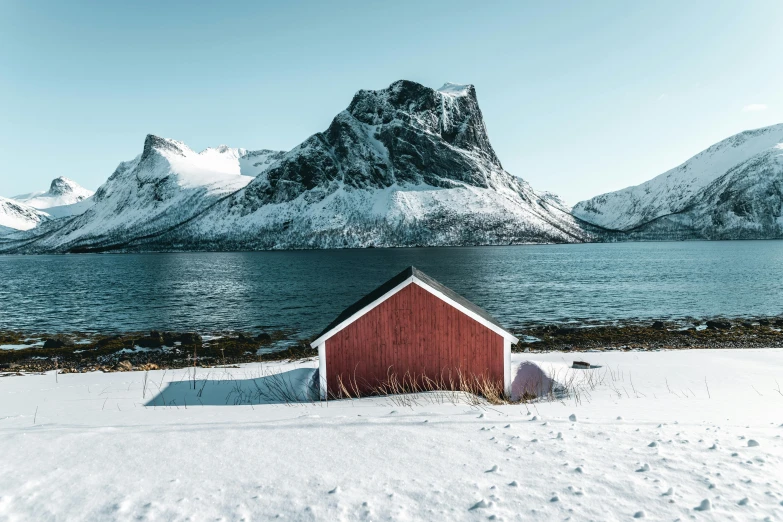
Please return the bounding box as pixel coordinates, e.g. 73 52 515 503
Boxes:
0 196 49 231
1 349 782 520
438 82 472 96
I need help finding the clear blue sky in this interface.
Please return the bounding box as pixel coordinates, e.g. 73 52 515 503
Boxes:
1 1 781 203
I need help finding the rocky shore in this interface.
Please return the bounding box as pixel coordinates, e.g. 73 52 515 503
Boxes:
515 317 783 352
0 330 317 375
1 316 782 375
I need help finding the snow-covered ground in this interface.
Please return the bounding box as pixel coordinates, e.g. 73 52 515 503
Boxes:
1 349 782 521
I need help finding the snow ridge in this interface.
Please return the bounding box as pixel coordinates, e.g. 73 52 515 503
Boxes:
573 124 783 238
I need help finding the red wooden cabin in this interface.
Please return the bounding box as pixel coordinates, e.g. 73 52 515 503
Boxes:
310 266 519 399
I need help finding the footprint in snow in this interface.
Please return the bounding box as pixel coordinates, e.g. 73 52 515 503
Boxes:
508 481 518 487
737 497 749 506
709 444 718 450
531 416 538 421
531 438 539 443
328 486 340 494
662 487 674 496
469 499 491 510
617 416 623 420
575 466 584 473
747 439 760 447
633 511 645 518
478 413 485 418
636 463 650 472
550 495 560 502
648 442 657 447
504 424 511 428
556 432 563 439
693 499 711 511
569 414 577 422
485 465 498 473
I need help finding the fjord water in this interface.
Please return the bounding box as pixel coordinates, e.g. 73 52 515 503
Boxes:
1 241 781 336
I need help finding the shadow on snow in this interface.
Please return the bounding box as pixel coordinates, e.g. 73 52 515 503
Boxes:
144 368 319 407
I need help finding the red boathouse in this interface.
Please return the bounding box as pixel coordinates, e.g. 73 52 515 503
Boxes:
311 267 519 399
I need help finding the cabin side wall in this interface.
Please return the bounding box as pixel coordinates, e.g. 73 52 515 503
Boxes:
324 284 504 397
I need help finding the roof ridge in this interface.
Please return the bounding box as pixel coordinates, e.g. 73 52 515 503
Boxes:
312 266 517 345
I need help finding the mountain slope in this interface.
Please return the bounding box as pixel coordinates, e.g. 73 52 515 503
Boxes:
573 124 783 238
0 196 50 234
146 81 591 250
6 137 285 252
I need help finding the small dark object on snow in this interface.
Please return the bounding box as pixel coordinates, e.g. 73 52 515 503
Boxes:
652 321 665 330
706 320 732 330
572 361 591 369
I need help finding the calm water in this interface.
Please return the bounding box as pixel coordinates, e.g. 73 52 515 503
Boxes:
1 241 782 336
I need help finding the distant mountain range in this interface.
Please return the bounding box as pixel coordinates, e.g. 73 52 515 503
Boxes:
573 124 783 240
1 80 781 253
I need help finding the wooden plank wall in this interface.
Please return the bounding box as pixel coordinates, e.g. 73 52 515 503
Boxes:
325 284 504 396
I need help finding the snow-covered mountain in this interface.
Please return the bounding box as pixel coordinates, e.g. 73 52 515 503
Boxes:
0 196 50 234
13 177 94 210
573 124 783 239
6 136 285 252
142 80 592 250
2 80 591 253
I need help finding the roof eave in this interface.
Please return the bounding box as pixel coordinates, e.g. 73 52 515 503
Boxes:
310 273 519 347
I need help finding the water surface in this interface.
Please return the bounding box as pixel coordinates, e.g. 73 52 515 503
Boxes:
1 241 781 336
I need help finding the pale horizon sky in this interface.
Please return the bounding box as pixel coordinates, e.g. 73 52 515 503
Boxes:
1 0 782 204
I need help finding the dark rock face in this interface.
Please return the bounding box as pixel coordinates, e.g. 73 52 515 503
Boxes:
652 321 665 330
49 177 75 196
237 81 507 207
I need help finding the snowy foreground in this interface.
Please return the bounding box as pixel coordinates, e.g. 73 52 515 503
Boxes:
1 350 782 521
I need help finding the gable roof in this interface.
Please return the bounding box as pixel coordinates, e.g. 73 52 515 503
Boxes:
311 266 519 347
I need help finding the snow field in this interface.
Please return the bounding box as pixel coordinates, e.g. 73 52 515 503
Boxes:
0 349 781 521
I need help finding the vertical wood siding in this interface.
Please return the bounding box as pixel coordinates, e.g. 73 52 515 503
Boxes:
325 284 504 396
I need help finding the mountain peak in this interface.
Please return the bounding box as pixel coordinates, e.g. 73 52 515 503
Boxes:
437 82 474 97
48 176 80 196
142 134 188 159
344 79 500 168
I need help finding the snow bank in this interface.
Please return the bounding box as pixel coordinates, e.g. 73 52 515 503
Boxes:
1 350 782 520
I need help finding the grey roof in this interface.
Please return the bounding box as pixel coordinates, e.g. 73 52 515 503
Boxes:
315 266 515 341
